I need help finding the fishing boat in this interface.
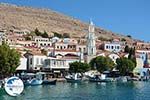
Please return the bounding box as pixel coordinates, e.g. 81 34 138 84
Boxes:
20 72 43 86
65 73 82 83
89 74 111 82
29 78 43 86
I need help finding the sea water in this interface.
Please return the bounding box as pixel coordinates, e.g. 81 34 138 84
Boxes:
0 81 150 100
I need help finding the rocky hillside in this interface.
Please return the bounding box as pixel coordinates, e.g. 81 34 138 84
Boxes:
0 3 136 42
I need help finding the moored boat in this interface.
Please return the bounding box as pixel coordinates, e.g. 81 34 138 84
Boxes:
42 79 57 85
89 74 111 82
20 72 43 86
65 73 82 83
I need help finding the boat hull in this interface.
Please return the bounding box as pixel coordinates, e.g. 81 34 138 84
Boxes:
65 78 82 83
89 78 111 82
42 80 57 85
24 78 43 86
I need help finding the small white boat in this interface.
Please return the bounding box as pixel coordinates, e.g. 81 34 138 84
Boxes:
117 76 128 82
89 74 111 82
65 73 82 83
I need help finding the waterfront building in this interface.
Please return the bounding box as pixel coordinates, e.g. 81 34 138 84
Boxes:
16 56 27 71
24 50 82 72
44 57 69 72
134 50 150 73
25 52 47 70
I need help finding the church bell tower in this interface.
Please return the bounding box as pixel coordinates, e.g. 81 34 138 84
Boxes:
86 20 96 63
87 20 96 56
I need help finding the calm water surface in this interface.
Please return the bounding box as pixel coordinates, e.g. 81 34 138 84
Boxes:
0 81 150 100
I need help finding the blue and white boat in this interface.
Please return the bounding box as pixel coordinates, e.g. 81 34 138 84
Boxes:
21 72 43 86
29 78 43 86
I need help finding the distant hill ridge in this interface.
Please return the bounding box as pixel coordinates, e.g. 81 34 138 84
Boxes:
0 3 136 42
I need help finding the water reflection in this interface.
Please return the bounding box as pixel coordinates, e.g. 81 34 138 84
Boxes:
0 82 150 100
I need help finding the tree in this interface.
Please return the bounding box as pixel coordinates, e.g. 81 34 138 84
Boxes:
90 56 115 72
63 33 70 38
128 47 137 67
69 61 90 73
24 36 31 41
124 46 137 67
41 31 49 38
0 43 21 78
53 32 63 38
34 28 42 36
116 57 135 76
127 35 132 38
121 38 126 42
124 45 130 53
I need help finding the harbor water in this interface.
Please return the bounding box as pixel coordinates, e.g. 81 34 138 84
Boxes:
0 81 150 100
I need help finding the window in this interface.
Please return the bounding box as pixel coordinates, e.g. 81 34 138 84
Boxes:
54 61 56 65
40 58 43 64
142 56 144 60
117 46 120 49
111 46 114 49
83 48 86 52
106 45 109 49
79 48 81 51
36 58 39 65
113 56 115 59
30 58 32 65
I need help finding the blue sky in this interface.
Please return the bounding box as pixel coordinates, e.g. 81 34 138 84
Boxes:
0 0 150 41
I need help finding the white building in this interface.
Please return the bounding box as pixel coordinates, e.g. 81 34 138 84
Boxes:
108 53 120 63
103 43 121 53
33 36 52 48
16 57 27 71
44 57 69 71
25 51 81 72
25 52 47 70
